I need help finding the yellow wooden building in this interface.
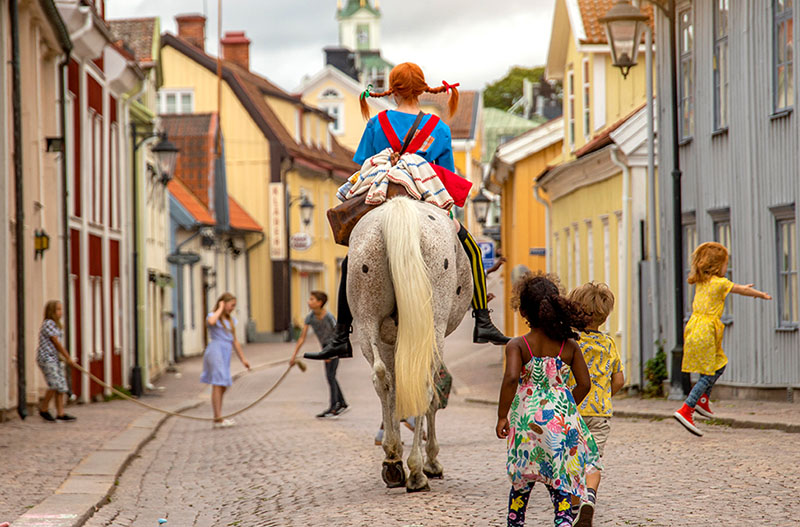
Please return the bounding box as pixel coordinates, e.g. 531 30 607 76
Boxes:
160 16 356 339
537 0 656 386
489 118 564 337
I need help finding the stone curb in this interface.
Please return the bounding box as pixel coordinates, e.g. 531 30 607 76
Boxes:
11 398 204 527
463 397 800 434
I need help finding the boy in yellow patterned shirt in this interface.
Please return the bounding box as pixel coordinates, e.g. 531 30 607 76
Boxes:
567 282 625 527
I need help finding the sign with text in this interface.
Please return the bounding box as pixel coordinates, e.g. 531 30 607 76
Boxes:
478 241 495 270
290 232 312 251
269 183 286 260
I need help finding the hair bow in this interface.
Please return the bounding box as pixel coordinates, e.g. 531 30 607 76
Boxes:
360 83 374 101
442 80 460 92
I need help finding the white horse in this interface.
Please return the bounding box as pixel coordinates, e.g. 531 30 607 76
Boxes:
347 196 472 492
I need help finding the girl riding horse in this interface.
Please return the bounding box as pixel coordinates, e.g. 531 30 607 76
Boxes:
305 62 508 362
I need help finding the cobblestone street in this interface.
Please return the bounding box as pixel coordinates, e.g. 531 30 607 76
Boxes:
77 320 799 527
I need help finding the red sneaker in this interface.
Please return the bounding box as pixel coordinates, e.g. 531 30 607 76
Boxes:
695 394 714 418
673 403 704 436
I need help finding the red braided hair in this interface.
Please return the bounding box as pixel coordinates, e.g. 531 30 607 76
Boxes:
359 62 460 120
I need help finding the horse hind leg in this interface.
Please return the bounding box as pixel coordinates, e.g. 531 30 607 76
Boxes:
405 407 430 493
370 337 405 489
423 404 444 479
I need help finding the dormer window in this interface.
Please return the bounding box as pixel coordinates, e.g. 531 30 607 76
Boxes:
319 89 344 135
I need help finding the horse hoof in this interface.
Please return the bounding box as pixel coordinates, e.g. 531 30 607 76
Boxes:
382 461 406 488
423 468 444 479
406 482 431 493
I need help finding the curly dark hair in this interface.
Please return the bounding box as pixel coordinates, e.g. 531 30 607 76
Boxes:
510 272 592 341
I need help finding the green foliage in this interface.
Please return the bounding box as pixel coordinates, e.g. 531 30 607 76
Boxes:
643 344 668 399
104 385 133 401
484 66 553 111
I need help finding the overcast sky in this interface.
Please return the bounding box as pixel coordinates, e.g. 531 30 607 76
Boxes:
107 0 555 93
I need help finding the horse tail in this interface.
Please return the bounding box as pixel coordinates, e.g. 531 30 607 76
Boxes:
382 197 437 419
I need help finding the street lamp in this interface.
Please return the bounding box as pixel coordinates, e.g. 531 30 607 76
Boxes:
151 135 179 185
603 0 690 396
299 195 315 227
471 189 491 226
130 125 180 397
600 0 649 79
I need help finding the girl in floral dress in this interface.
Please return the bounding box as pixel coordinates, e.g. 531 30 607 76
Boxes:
497 272 600 527
673 242 771 436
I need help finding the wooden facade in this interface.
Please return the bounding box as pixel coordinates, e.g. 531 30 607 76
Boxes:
655 3 800 394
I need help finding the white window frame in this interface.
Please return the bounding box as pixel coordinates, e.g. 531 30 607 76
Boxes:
553 232 560 277
573 222 581 286
682 213 698 319
566 227 573 289
615 211 623 333
678 6 695 140
159 88 194 115
601 215 610 332
711 208 733 321
772 205 798 328
586 219 594 282
773 0 794 112
582 57 591 141
713 0 729 130
567 67 575 149
92 112 102 224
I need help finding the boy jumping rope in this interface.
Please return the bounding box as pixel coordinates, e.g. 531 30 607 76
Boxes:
567 282 625 527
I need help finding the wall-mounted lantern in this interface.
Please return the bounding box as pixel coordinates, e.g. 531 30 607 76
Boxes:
34 229 50 259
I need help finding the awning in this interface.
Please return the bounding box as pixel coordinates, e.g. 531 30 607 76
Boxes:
291 260 325 273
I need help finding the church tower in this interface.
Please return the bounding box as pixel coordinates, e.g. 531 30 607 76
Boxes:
337 0 381 51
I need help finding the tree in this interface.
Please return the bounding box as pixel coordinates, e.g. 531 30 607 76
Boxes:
484 66 562 114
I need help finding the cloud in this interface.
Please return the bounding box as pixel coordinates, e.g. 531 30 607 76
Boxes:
106 0 555 92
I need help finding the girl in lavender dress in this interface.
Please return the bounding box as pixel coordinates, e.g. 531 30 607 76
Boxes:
201 293 250 428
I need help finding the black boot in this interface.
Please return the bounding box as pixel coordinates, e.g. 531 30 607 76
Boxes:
304 324 354 360
473 309 510 345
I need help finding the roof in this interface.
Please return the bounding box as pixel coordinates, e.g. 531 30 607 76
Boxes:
495 117 564 166
339 0 380 18
228 197 262 232
359 52 393 70
419 90 480 140
109 17 157 66
167 178 215 225
577 0 654 45
483 107 546 131
162 33 358 176
161 113 217 207
573 102 646 158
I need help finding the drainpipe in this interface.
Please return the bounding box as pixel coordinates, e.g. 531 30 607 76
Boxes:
645 25 661 370
610 146 632 384
244 232 266 342
10 0 26 419
59 49 72 395
533 183 551 273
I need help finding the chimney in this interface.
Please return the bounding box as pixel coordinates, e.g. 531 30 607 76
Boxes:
176 14 206 50
221 31 250 70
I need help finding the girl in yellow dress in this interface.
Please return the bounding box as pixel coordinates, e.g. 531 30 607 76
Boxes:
673 242 771 436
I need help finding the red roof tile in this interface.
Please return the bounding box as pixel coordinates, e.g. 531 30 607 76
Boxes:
109 17 157 65
161 113 216 208
419 90 479 140
228 197 262 232
168 178 215 225
577 0 654 45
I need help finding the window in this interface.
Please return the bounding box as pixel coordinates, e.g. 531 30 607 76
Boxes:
566 227 573 289
553 232 560 277
583 58 591 141
678 7 695 139
774 0 794 111
586 220 594 282
369 67 386 92
601 216 610 332
356 24 370 50
616 211 623 333
573 223 581 286
159 89 194 114
774 208 798 327
682 214 698 318
567 68 575 148
713 0 729 130
712 212 733 319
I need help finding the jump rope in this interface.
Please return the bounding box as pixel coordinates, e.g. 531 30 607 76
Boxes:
66 357 307 422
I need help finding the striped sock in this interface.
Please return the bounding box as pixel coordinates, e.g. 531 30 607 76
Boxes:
587 488 597 504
